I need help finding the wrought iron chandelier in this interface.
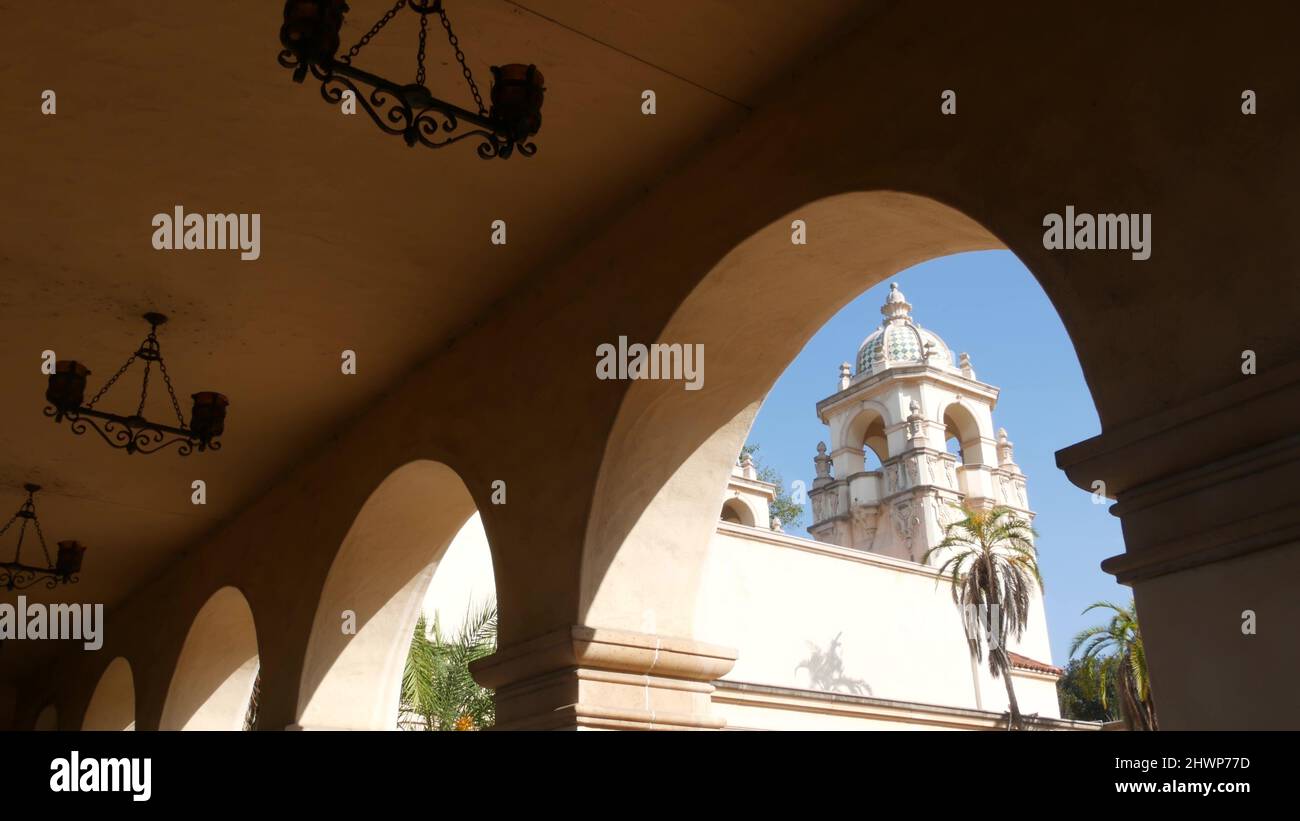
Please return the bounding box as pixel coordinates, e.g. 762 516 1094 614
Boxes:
43 313 228 456
0 485 85 592
279 0 545 158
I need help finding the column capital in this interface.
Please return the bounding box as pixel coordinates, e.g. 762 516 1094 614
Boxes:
1057 359 1300 583
470 626 737 730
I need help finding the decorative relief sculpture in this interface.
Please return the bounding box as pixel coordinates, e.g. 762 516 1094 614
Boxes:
851 505 878 551
926 453 946 488
892 499 918 555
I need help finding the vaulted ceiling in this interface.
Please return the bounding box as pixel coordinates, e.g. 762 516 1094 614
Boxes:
0 1 874 676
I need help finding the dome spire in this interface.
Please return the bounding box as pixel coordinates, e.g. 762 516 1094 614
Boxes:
881 282 912 322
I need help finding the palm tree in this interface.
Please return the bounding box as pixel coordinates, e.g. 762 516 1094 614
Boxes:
924 504 1042 730
242 668 261 731
400 600 497 730
1069 600 1157 730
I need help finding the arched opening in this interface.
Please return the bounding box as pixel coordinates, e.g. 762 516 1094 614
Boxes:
582 191 1026 637
942 402 983 467
841 405 890 476
82 657 135 730
160 586 259 730
33 704 58 731
577 190 1120 729
720 498 755 526
295 460 489 730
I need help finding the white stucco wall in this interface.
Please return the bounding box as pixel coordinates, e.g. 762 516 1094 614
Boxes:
415 513 1061 725
695 524 1061 719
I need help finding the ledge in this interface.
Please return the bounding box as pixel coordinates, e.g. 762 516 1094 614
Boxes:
1056 359 1300 497
713 680 1098 731
470 625 738 691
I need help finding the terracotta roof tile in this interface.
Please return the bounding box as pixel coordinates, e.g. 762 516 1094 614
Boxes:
1008 652 1063 677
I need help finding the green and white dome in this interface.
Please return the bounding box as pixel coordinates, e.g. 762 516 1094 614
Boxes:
855 283 954 374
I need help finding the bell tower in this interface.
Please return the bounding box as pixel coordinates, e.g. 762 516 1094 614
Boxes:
807 284 1032 563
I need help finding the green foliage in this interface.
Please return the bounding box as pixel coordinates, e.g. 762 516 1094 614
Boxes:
1069 599 1157 730
740 443 804 530
400 600 497 731
925 504 1042 729
1057 656 1119 722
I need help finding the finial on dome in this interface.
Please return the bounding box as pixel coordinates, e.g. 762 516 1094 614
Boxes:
880 282 912 321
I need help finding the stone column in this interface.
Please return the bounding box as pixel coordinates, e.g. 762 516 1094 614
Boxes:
470 626 737 730
1056 361 1300 729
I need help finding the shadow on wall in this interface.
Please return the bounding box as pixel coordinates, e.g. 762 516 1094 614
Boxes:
796 632 872 696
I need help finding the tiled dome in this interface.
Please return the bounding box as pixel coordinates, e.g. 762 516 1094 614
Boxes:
855 284 954 374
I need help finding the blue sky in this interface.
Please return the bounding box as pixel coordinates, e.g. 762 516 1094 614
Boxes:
744 250 1129 662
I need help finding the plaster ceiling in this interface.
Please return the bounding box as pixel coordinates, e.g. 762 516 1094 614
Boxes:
0 1 872 675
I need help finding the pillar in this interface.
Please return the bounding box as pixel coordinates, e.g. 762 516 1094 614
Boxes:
1057 360 1300 729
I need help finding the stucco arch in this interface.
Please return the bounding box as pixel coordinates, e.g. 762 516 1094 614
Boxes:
294 460 480 730
941 401 986 465
581 191 1065 639
82 656 135 730
840 401 893 463
33 704 58 731
160 586 259 730
721 496 757 527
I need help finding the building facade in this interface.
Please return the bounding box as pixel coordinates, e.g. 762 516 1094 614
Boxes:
691 285 1071 729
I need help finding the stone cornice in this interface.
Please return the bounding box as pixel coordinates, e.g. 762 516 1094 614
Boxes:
715 520 949 581
1056 359 1300 497
727 474 778 496
1100 434 1300 583
1057 360 1300 583
816 364 1000 422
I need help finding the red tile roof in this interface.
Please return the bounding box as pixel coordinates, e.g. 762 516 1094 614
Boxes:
1008 652 1064 677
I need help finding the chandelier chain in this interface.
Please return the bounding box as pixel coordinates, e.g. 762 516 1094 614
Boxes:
137 359 152 417
438 4 486 116
85 352 138 409
156 356 189 429
30 508 53 568
417 12 428 86
341 0 409 64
